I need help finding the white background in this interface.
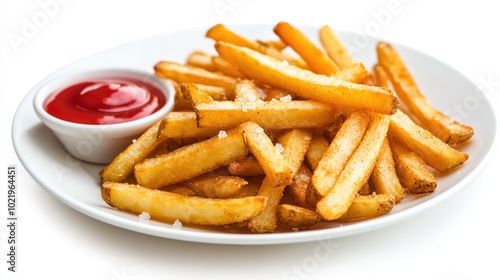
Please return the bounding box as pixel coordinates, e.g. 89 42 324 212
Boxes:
1 0 499 279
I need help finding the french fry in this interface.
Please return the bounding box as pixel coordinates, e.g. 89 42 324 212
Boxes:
305 134 330 171
234 79 261 102
278 204 321 228
156 111 220 140
240 122 294 187
195 99 340 129
390 139 437 194
186 51 218 72
319 25 355 70
388 110 469 173
337 194 395 221
369 137 404 202
373 64 390 88
333 62 370 84
274 21 340 75
102 182 267 226
99 120 163 183
248 129 312 232
184 173 249 199
317 113 391 220
377 42 474 144
312 111 371 197
287 165 317 209
180 82 214 105
206 23 307 69
212 56 245 78
135 127 248 189
215 41 399 115
228 156 264 176
154 61 236 91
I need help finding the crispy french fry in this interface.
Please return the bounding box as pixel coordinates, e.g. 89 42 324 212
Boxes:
160 184 197 196
212 56 246 78
195 100 339 129
305 134 330 171
319 25 355 70
274 21 339 75
186 51 218 72
248 129 312 232
206 23 260 50
369 137 404 202
337 194 395 221
234 79 261 102
102 182 267 226
184 173 249 198
240 122 294 187
390 139 437 194
333 62 370 84
278 204 321 228
99 120 163 183
377 42 474 144
287 165 317 209
228 156 264 176
154 61 236 91
312 111 371 197
317 113 391 220
388 110 469 173
157 111 220 140
135 128 248 189
373 64 390 88
215 42 399 114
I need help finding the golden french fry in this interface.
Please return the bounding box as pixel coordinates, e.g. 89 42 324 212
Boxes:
377 42 474 144
195 99 339 129
319 25 355 70
333 62 370 84
186 51 218 72
388 110 469 173
212 56 246 78
228 156 264 176
135 128 248 189
234 79 261 102
240 122 294 187
390 139 437 194
278 204 321 228
247 129 312 233
157 111 220 140
102 182 267 226
274 21 339 75
305 134 330 171
154 61 236 91
312 111 371 196
215 42 399 115
373 64 390 88
184 173 249 198
206 23 260 50
369 137 404 202
160 184 197 196
317 113 391 220
180 82 215 106
99 120 163 183
287 165 317 209
337 194 395 221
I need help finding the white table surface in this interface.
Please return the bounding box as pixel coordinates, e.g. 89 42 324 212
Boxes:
1 0 499 279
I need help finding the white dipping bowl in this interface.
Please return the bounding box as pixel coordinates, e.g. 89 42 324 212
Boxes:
33 68 175 164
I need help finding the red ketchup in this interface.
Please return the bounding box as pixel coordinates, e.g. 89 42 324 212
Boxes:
44 78 166 125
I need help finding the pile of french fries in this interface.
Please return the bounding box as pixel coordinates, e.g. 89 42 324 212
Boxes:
99 22 473 233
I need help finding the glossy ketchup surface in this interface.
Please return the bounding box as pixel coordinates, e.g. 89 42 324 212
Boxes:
44 78 166 125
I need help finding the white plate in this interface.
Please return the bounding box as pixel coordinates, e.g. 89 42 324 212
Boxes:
12 25 497 245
